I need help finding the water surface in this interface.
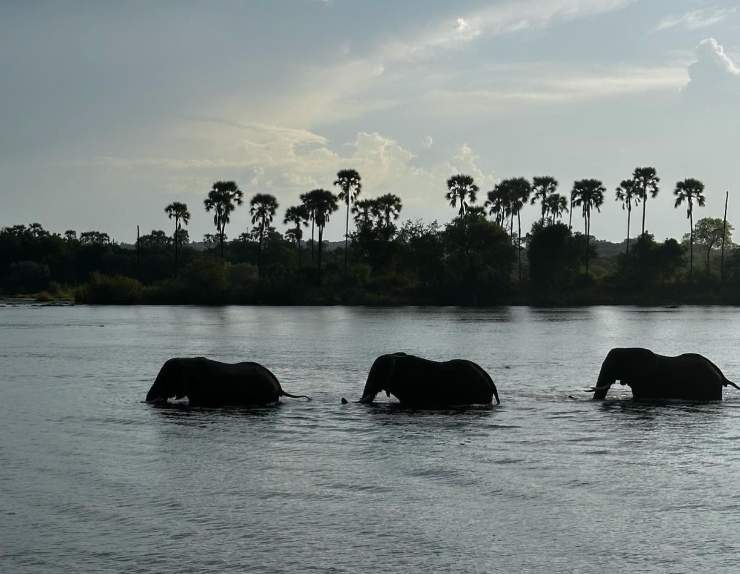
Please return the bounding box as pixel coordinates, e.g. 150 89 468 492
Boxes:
2 305 740 573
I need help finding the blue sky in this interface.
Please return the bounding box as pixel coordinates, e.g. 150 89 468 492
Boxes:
1 0 739 242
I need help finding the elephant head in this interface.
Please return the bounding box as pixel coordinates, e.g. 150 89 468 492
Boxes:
359 353 403 403
592 348 660 399
146 358 189 402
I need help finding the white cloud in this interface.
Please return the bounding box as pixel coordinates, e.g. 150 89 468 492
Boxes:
656 8 736 31
382 0 635 62
419 65 685 116
684 38 740 102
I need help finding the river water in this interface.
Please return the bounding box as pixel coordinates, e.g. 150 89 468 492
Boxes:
2 305 740 573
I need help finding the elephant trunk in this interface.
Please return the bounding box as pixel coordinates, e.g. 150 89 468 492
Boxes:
492 385 500 405
593 358 615 400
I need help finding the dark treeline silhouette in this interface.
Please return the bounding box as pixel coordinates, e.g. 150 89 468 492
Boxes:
1 167 739 306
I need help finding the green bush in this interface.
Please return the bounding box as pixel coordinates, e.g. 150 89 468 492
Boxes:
75 273 143 304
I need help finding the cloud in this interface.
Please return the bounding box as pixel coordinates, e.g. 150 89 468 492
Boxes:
684 38 740 103
382 0 635 62
419 65 685 116
656 8 736 31
77 122 498 214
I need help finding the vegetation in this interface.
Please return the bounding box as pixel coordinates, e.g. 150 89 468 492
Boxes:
2 166 739 306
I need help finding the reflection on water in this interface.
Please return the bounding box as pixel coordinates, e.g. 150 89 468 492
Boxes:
2 305 740 573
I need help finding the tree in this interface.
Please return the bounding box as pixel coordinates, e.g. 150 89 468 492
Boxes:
571 179 605 274
485 183 509 226
615 179 639 256
204 181 243 257
690 217 732 274
250 193 279 276
352 198 376 232
530 176 558 223
300 191 318 263
284 205 309 264
305 189 338 279
442 215 514 304
633 167 660 236
80 231 110 245
446 174 478 217
544 194 568 224
502 178 532 281
528 222 580 299
334 169 362 272
674 178 705 277
165 201 190 274
64 230 77 241
373 194 403 239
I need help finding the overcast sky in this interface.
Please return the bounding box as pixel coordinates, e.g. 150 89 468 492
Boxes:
2 0 739 243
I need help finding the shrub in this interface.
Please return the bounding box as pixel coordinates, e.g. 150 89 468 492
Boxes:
75 273 143 304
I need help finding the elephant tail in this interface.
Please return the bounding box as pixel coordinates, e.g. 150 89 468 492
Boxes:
724 378 740 391
702 356 740 391
281 389 312 401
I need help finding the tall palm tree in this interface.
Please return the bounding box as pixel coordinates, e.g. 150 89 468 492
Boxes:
674 178 706 277
615 179 639 256
308 189 339 280
284 205 309 264
204 181 243 257
572 179 606 274
446 174 478 217
373 193 403 238
164 201 190 274
250 193 279 276
544 193 568 224
485 184 509 226
633 166 660 236
496 177 532 281
334 169 362 272
568 187 575 231
504 178 532 281
300 191 318 263
530 176 558 224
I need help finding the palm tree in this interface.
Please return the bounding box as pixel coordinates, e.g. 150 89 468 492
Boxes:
530 176 558 223
250 193 279 276
674 178 706 277
633 167 660 236
164 201 190 274
446 174 478 217
568 187 575 231
307 189 338 279
284 205 309 264
572 179 606 274
504 178 532 281
334 169 362 272
300 191 318 263
204 181 243 257
485 184 509 227
352 198 376 232
373 193 403 238
544 193 568 224
615 179 639 256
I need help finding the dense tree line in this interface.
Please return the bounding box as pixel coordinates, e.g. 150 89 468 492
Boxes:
1 166 739 305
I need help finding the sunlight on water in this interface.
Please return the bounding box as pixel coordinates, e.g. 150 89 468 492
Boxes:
2 305 740 572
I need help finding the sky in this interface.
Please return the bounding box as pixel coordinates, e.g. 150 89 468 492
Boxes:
1 0 739 243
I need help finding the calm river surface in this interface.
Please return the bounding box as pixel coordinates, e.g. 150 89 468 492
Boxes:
3 305 740 573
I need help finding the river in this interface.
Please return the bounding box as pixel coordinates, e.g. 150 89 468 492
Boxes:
2 305 740 572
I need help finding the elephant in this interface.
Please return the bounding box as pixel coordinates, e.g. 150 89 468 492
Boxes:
359 352 500 407
145 357 310 406
591 347 739 401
